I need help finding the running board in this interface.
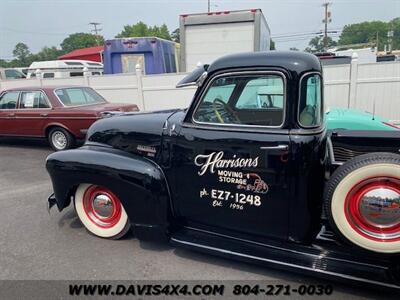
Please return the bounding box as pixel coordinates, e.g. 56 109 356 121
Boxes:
171 227 400 290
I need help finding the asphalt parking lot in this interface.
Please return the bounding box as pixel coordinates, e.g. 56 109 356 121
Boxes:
0 139 397 299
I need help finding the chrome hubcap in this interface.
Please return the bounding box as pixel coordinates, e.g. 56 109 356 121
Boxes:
92 194 114 219
360 188 400 228
52 131 67 149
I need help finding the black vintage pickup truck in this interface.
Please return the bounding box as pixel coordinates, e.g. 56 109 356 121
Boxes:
47 51 400 288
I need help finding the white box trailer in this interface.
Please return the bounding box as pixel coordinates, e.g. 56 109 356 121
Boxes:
179 9 271 72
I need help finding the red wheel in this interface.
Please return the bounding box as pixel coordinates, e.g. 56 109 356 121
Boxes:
75 184 130 239
325 153 400 254
344 177 400 242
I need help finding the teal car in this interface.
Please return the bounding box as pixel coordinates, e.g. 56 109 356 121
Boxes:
326 107 399 131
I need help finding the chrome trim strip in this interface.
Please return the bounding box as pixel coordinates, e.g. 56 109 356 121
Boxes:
181 122 289 134
183 226 386 269
176 82 198 88
171 237 398 288
190 70 288 130
260 145 288 150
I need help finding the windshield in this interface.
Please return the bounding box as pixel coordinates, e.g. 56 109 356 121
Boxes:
55 87 107 106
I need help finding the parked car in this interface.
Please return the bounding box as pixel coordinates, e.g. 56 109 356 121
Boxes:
47 52 400 288
26 60 103 79
0 86 138 150
326 107 399 131
0 68 26 80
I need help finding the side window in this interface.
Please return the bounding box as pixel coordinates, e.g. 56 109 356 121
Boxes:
43 73 55 78
299 74 323 127
236 77 284 110
193 74 285 127
5 69 25 79
70 72 84 77
61 88 86 105
20 91 50 109
0 92 19 109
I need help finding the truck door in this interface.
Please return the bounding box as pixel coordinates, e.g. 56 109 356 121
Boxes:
172 71 292 240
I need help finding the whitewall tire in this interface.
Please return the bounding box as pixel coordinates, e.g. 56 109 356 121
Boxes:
74 184 130 239
324 153 400 254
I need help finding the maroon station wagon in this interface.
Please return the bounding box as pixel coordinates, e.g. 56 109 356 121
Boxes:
0 86 138 150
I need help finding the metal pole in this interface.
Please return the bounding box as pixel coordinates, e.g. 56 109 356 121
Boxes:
323 3 329 51
208 0 210 12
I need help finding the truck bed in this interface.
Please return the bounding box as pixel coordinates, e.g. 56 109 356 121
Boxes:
329 130 400 163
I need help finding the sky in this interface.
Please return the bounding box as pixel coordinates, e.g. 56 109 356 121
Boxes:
0 0 399 59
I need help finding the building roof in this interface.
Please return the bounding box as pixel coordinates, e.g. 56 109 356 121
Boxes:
58 46 104 59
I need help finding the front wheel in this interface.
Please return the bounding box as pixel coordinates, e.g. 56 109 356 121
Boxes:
48 127 75 151
74 184 130 239
324 153 400 254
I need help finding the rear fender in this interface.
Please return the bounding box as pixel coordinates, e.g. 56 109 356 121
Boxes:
46 145 171 241
44 123 75 138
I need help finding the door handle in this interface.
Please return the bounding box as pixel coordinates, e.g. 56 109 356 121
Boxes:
40 113 48 117
260 145 289 151
8 113 16 117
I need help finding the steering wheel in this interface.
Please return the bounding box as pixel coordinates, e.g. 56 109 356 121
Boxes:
212 98 241 124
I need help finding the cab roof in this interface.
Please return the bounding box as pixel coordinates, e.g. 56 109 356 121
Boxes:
206 51 322 74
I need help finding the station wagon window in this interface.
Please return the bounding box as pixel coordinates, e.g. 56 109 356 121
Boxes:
20 91 50 109
0 92 19 109
299 73 323 127
193 74 285 127
55 87 107 106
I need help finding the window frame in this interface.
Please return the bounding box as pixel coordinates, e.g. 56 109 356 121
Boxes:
297 72 324 129
18 90 52 110
0 91 21 110
191 71 287 129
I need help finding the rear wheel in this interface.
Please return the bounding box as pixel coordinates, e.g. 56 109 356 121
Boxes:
48 127 75 151
324 153 400 254
74 184 130 239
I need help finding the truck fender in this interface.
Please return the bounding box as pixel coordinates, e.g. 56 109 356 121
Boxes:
46 145 172 241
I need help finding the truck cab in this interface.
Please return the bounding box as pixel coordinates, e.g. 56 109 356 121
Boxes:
46 51 400 288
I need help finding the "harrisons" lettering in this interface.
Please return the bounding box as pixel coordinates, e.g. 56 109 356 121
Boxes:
195 151 259 176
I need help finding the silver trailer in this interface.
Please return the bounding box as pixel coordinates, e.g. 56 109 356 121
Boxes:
179 9 271 72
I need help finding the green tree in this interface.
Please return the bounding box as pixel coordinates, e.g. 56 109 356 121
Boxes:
338 21 388 50
35 46 62 61
171 28 180 43
116 22 172 40
116 22 148 38
0 59 9 68
389 17 400 50
158 24 171 40
270 39 275 50
60 33 104 54
305 36 337 53
12 42 31 66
